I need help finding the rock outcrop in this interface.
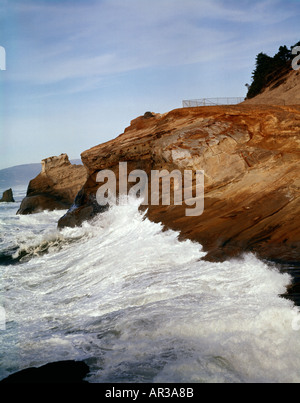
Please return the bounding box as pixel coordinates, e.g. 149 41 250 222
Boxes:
0 360 90 383
0 188 14 203
244 68 300 105
17 154 87 215
58 105 300 264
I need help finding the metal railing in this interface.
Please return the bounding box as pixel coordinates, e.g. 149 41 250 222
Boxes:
182 97 245 107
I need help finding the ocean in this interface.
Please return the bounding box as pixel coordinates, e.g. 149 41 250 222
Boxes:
0 186 300 383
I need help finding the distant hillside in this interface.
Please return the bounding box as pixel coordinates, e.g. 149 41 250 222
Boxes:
0 163 41 189
0 159 82 190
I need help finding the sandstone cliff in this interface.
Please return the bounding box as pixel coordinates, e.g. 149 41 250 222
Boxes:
58 105 300 264
17 154 87 215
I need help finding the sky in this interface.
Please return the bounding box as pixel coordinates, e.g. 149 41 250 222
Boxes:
0 0 299 169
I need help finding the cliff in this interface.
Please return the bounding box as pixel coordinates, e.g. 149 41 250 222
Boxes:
58 105 300 264
17 154 87 215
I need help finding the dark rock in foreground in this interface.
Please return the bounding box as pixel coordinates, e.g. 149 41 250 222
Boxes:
0 360 90 384
58 188 108 228
0 188 14 203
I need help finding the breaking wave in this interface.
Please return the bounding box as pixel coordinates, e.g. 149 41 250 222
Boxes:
0 192 300 383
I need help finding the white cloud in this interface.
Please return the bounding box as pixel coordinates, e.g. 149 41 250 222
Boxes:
2 0 299 90
1 0 299 169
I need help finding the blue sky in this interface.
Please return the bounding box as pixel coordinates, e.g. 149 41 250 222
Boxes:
0 0 299 169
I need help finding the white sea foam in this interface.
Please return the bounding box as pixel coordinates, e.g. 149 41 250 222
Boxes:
0 194 299 383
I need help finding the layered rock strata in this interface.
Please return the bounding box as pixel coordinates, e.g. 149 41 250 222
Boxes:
58 105 300 263
17 154 87 215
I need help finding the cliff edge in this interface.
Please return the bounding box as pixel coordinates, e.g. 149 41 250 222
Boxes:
58 105 300 264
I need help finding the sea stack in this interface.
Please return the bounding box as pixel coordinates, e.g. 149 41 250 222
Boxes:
17 154 87 215
0 188 15 203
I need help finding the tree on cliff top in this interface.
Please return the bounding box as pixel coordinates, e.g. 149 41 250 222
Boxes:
246 41 299 99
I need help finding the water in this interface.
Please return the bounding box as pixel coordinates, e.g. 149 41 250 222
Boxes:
0 187 300 383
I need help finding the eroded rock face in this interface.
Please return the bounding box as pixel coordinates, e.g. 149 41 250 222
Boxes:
17 154 87 215
58 106 300 263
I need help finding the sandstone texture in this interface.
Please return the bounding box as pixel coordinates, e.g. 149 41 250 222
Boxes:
58 105 300 264
17 154 87 215
244 68 300 106
0 188 14 203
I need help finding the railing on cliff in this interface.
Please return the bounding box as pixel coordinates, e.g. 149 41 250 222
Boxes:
182 97 245 107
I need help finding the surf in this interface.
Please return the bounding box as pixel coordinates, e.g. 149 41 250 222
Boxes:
0 194 300 383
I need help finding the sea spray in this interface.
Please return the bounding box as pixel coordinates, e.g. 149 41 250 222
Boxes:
0 194 300 382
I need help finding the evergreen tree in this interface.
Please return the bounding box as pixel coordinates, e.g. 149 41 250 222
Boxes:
274 45 292 64
246 53 273 99
246 41 299 99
